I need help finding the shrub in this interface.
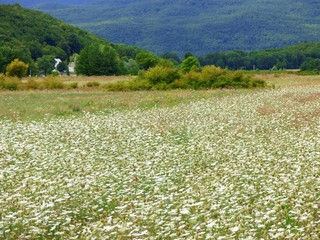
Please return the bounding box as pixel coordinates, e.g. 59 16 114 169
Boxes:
175 71 203 89
25 78 41 90
103 79 152 91
41 77 64 89
101 64 266 91
86 81 100 87
51 70 61 77
0 74 21 90
66 82 78 89
6 59 29 79
201 65 224 82
144 65 180 85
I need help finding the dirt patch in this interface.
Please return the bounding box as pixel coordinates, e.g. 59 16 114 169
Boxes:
294 92 320 104
256 105 277 116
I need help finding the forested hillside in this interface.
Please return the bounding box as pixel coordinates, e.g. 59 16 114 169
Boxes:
5 0 320 55
199 42 320 71
0 4 145 75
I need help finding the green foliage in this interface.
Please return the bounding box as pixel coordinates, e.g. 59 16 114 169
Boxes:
144 65 181 85
57 61 68 73
180 56 201 73
123 59 139 75
6 59 29 78
76 43 121 76
103 78 152 91
176 67 265 89
41 77 64 89
0 4 146 76
135 51 160 70
104 64 266 91
300 58 320 72
25 78 40 90
0 76 75 91
86 81 100 87
160 52 181 66
175 71 203 89
36 55 55 75
0 74 21 90
200 42 320 71
65 82 78 89
51 70 61 77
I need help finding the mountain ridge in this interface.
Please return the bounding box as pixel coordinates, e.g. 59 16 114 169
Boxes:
4 0 319 55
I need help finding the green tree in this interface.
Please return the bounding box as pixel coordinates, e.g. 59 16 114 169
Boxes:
36 55 55 75
76 43 121 76
300 58 320 72
124 59 139 75
184 52 194 59
69 53 79 63
135 51 159 70
42 46 67 60
180 56 201 73
57 61 68 73
255 53 277 70
6 59 29 78
29 41 43 60
161 52 181 66
0 46 13 73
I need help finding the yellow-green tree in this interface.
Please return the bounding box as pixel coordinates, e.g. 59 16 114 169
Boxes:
180 56 200 73
6 59 29 79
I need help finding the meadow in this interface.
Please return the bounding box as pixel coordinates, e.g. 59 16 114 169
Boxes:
0 74 319 239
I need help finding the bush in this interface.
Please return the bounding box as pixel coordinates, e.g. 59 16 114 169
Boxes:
103 79 152 91
0 74 22 90
41 77 64 89
175 71 202 89
103 64 266 91
86 81 100 87
65 82 78 89
25 78 41 89
51 70 61 77
201 65 224 82
144 65 180 85
6 59 29 79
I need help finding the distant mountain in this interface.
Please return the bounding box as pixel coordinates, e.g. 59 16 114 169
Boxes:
3 0 320 56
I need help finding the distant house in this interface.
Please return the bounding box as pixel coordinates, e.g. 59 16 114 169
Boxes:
68 62 75 73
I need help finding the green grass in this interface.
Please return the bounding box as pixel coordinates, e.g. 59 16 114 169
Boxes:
1 74 319 121
0 89 234 121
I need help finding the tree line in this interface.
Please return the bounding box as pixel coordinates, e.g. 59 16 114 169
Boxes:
198 42 320 72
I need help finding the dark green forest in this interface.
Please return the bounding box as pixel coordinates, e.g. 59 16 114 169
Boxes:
198 42 320 72
9 0 320 56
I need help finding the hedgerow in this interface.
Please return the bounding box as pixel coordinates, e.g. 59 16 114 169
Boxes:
103 65 266 91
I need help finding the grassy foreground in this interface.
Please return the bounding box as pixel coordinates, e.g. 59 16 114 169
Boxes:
0 89 234 121
0 74 318 121
0 74 320 239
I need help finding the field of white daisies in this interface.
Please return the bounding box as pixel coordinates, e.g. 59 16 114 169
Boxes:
1 84 320 239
